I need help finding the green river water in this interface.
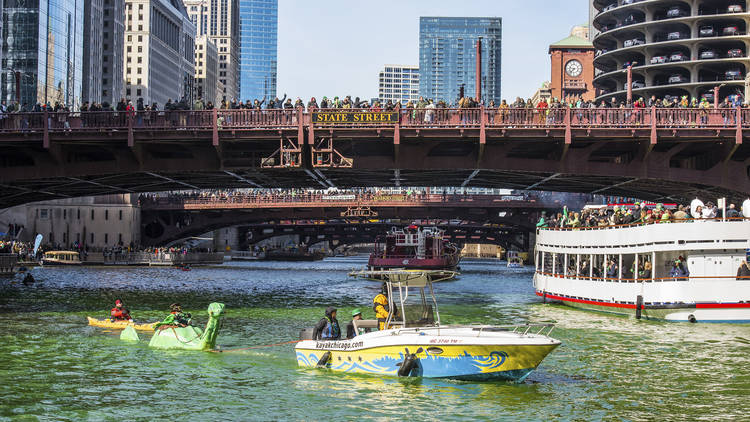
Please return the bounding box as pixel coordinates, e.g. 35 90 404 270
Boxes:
1 256 748 421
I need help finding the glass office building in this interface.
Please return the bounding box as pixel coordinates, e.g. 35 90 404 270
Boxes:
239 0 276 101
419 17 502 105
1 0 84 109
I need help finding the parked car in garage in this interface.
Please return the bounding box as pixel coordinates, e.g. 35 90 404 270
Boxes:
624 38 645 47
727 48 744 57
667 31 687 40
666 6 689 18
699 26 716 37
602 3 617 12
725 69 743 80
669 52 689 62
727 4 743 12
651 55 668 64
699 49 718 59
722 26 739 36
668 74 689 84
632 80 646 89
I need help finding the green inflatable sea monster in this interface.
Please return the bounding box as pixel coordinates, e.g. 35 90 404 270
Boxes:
120 303 225 351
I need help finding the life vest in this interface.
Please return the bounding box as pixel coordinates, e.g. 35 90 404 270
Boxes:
110 307 130 321
373 294 390 330
321 316 340 340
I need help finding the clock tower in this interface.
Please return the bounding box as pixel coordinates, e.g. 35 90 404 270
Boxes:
549 29 595 102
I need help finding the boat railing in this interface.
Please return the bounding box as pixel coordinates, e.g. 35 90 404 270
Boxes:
539 216 750 232
392 323 555 337
536 271 750 282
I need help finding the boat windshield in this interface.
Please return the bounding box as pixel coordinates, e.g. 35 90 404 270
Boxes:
385 277 441 328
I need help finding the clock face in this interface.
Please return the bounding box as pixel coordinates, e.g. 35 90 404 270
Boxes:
565 59 583 77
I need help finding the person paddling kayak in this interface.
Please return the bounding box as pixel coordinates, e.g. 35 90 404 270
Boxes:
110 299 132 322
154 303 192 329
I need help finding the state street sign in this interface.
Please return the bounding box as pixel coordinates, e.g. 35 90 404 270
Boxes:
312 111 399 124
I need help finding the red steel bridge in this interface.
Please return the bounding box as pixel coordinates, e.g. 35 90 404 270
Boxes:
140 192 553 246
1 107 749 208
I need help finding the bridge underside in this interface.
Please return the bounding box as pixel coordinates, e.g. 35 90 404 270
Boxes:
141 206 538 246
236 223 531 251
2 126 749 207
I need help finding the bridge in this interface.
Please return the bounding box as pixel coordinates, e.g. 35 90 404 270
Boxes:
1 107 749 208
140 192 553 246
236 221 532 252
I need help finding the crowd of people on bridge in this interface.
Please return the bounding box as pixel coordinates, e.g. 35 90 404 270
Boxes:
537 200 747 230
2 90 749 130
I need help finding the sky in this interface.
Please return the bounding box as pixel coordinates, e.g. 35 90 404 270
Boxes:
277 0 590 102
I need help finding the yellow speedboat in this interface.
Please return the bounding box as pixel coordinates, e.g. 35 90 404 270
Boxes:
297 271 560 382
87 317 156 331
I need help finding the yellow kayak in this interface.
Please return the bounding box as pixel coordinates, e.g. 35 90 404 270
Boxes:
87 316 156 331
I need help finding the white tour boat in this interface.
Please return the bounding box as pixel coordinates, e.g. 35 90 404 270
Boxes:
533 201 750 323
506 251 524 268
296 270 560 381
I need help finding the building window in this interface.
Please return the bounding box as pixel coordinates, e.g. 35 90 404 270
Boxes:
105 210 109 220
39 209 49 219
91 210 95 220
127 35 132 41
63 209 67 219
136 89 142 96
127 46 131 52
137 57 142 63
91 233 95 243
104 233 109 244
119 210 123 220
138 35 143 41
118 233 123 244
77 209 80 219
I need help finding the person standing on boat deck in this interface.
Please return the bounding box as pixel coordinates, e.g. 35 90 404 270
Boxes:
737 257 750 280
346 309 370 339
669 259 690 279
374 283 394 330
313 307 341 340
110 299 132 322
606 260 619 280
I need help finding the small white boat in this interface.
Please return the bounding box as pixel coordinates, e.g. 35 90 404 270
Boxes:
297 271 560 381
41 251 82 266
506 251 524 268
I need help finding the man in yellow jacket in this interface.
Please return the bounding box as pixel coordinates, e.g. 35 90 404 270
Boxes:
373 283 393 330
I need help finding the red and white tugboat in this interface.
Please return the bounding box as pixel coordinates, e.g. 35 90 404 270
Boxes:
368 226 460 270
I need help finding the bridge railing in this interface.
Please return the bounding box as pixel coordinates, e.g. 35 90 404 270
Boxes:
1 107 747 132
139 192 541 208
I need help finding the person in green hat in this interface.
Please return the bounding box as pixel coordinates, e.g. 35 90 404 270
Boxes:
346 308 370 339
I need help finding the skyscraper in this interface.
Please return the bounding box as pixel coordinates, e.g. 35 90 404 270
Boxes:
1 0 85 108
123 0 196 106
239 0 276 101
184 0 240 102
82 0 125 105
378 65 420 105
419 17 502 104
101 0 125 105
